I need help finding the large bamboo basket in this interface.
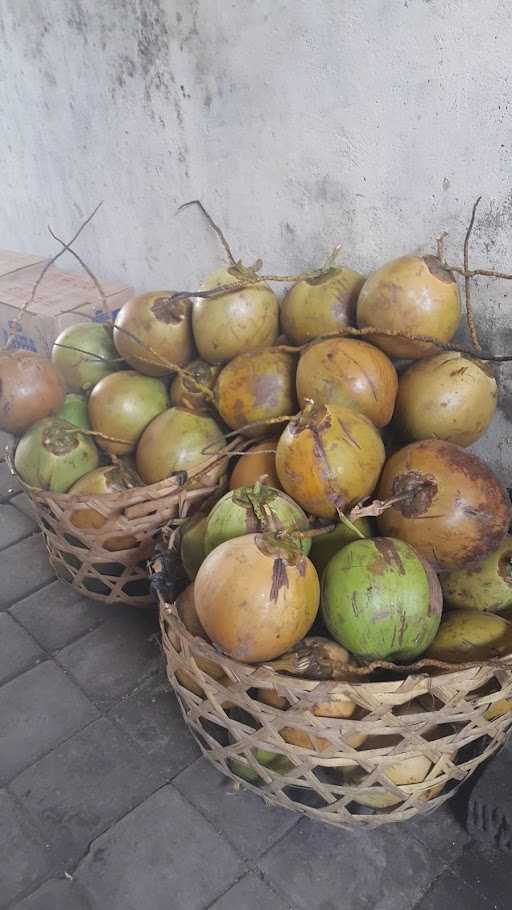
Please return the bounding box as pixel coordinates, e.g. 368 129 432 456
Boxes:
15 444 237 607
158 594 512 828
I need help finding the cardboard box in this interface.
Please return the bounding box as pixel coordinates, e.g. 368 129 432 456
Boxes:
0 249 133 355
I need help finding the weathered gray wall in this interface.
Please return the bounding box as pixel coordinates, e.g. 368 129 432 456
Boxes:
1 0 511 476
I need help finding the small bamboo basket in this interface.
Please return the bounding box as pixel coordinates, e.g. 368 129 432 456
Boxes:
15 445 236 607
158 593 512 827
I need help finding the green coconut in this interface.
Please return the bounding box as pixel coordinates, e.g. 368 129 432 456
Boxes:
309 518 372 578
14 417 99 493
441 536 512 612
321 537 442 662
180 513 208 580
204 483 312 556
52 323 120 392
228 750 293 786
55 393 91 430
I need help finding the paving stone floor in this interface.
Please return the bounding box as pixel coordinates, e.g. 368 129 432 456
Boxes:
0 477 511 909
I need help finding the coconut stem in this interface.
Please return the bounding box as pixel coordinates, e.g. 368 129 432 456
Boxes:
271 327 512 363
348 484 434 521
52 342 123 364
177 199 237 266
111 324 216 401
223 415 299 439
47 226 110 320
20 202 103 314
462 195 482 352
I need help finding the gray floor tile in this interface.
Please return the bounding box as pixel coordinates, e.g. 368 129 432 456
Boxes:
210 873 290 910
11 716 164 866
0 535 55 608
0 503 36 549
11 877 92 910
451 841 512 908
0 661 98 783
109 671 200 777
0 461 19 500
0 612 42 684
56 610 161 710
414 870 492 910
173 758 299 860
76 785 245 910
10 491 38 522
401 803 469 863
259 816 442 910
0 789 54 909
11 580 109 652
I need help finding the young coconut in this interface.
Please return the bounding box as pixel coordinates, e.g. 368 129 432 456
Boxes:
204 483 311 556
68 462 142 551
192 266 279 363
52 324 120 392
229 438 281 491
356 255 461 359
194 532 320 663
56 393 91 430
180 513 208 580
88 371 168 456
296 338 398 428
135 407 226 485
281 266 364 344
275 401 386 519
214 350 297 438
0 351 65 434
440 536 512 613
394 352 497 447
170 359 221 413
377 440 511 571
309 517 372 578
15 418 99 493
426 609 512 663
113 291 194 377
174 583 229 697
322 538 442 662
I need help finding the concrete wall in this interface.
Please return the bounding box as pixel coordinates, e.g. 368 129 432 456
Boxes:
1 0 511 477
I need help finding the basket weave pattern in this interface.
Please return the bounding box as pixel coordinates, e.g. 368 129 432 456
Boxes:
160 599 512 827
21 448 233 607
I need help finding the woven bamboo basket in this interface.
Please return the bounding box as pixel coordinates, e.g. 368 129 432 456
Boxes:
158 594 512 828
15 444 237 607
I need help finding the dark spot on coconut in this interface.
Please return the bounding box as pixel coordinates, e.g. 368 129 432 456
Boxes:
391 471 437 517
338 419 361 449
297 558 306 577
498 549 512 586
422 255 455 284
398 609 407 645
270 557 289 602
151 296 188 324
374 539 406 575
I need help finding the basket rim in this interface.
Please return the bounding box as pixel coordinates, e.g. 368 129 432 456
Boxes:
9 436 243 506
158 594 512 692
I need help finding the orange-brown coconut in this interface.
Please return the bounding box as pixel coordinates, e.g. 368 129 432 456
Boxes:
113 291 194 377
194 533 320 663
215 350 297 437
0 351 65 434
281 266 364 344
296 338 398 427
68 462 141 551
394 352 497 447
276 402 386 518
169 359 221 413
377 440 511 571
357 255 461 359
229 438 281 490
